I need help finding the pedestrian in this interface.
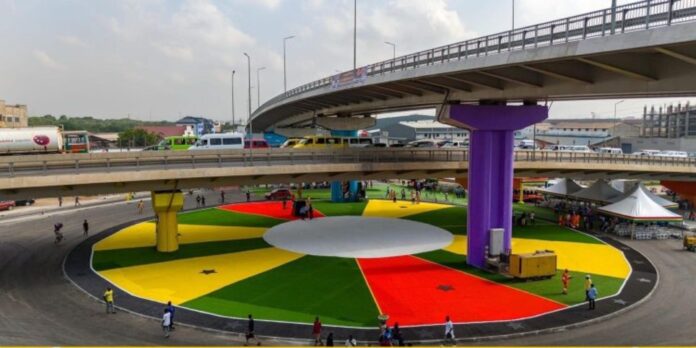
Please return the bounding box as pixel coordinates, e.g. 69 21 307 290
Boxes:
444 315 455 345
392 322 404 346
58 196 63 207
400 188 406 201
282 196 288 210
74 196 81 207
392 190 397 203
246 191 251 202
307 197 314 220
166 301 175 330
345 335 357 346
220 190 225 204
312 316 322 346
245 314 258 345
326 332 334 346
82 219 89 237
584 275 593 300
53 222 64 244
162 309 172 338
103 287 116 314
137 200 145 214
196 195 201 208
201 196 206 207
587 284 598 310
561 269 571 294
530 212 536 225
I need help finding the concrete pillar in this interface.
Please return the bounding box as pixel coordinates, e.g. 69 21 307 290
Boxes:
442 104 548 269
151 190 184 252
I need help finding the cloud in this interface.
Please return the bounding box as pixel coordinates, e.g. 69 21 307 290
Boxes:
58 35 87 47
172 0 254 47
153 43 194 61
240 0 282 10
33 50 65 70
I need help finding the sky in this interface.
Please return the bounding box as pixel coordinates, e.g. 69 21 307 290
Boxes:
1 0 694 123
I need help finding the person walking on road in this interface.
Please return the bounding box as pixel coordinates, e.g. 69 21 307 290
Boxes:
312 316 322 346
245 314 258 346
444 315 455 345
166 301 175 330
587 284 598 310
137 200 145 214
103 287 116 314
162 309 172 338
58 196 63 207
82 219 89 237
53 222 64 244
74 196 81 207
584 275 593 300
561 269 572 295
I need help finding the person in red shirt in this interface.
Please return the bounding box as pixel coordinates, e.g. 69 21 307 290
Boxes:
562 269 572 294
312 316 322 346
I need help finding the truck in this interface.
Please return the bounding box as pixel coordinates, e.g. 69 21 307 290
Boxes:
0 127 90 155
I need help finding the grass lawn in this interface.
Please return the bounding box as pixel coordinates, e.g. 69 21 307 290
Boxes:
178 208 285 227
404 206 468 234
182 256 380 327
417 250 624 306
513 203 557 221
312 201 367 216
93 238 271 271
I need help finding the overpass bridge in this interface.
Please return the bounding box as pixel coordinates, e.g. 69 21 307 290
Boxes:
1 148 695 200
251 0 696 133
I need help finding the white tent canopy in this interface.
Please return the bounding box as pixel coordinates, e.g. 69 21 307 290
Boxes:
598 185 683 221
609 183 678 208
610 179 639 193
570 179 624 203
539 178 584 197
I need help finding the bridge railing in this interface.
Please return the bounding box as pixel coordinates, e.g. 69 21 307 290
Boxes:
254 0 696 116
0 148 695 178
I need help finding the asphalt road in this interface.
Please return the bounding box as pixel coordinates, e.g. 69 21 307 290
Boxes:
0 189 695 346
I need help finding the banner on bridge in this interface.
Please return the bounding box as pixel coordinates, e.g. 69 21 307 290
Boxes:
331 67 367 89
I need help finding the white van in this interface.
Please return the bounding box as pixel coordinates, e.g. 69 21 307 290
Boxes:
343 137 374 148
656 150 688 158
597 147 623 155
568 145 593 153
632 149 661 156
188 132 245 150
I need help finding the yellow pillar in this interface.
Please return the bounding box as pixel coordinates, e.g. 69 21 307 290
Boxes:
518 183 525 204
151 190 184 252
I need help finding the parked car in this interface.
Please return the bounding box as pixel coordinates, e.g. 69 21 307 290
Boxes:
265 188 294 201
14 199 35 206
0 201 16 211
244 139 270 149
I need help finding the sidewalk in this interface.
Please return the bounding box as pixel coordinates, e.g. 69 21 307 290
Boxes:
0 193 150 221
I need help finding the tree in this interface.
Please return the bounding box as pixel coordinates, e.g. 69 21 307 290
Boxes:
117 129 161 148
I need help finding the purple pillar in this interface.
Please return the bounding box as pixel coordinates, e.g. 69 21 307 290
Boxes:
441 105 548 268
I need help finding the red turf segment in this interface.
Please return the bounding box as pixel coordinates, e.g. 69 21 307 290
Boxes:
218 201 324 220
357 256 565 326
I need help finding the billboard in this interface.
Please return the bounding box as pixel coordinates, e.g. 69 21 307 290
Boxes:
330 67 368 89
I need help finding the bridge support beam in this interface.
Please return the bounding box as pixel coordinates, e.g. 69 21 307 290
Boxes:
443 104 548 269
151 190 184 253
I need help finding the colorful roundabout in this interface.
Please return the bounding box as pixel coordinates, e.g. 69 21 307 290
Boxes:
66 199 657 343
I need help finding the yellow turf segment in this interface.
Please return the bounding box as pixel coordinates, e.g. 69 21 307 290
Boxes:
98 248 303 305
362 199 450 218
444 235 630 279
94 222 267 251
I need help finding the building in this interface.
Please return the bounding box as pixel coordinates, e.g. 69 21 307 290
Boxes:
0 99 28 128
381 120 469 143
138 125 187 138
517 118 641 148
175 116 216 136
619 103 696 153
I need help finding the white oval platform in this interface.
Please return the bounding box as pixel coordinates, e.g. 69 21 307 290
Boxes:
263 216 454 258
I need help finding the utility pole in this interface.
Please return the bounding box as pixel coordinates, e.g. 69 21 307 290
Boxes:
257 66 266 109
283 35 295 93
231 70 236 129
353 0 357 69
243 53 252 146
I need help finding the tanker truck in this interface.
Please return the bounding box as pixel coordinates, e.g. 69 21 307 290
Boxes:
0 127 90 155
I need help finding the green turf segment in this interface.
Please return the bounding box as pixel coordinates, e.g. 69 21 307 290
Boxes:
416 250 624 306
182 256 380 327
178 208 285 227
312 201 367 216
512 225 603 244
404 206 468 235
513 203 557 221
93 238 271 271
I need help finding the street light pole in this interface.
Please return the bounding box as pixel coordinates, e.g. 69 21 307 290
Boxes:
512 0 515 30
257 66 266 109
243 53 252 148
384 41 396 60
353 0 357 69
231 70 236 129
283 35 295 94
613 99 625 138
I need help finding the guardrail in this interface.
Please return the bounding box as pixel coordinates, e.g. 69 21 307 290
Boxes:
254 0 696 115
1 148 695 179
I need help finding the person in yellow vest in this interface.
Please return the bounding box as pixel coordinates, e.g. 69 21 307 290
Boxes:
103 287 116 314
584 275 593 300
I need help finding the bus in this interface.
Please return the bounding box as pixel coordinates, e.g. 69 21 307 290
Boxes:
63 131 91 153
154 135 199 151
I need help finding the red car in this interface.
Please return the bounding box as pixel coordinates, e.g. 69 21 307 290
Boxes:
265 188 294 201
244 139 269 149
0 201 16 211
